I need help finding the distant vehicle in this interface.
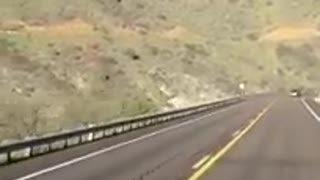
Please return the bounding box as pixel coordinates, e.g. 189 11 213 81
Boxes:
289 89 302 97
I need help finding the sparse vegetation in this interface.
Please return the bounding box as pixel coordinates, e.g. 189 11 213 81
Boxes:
1 0 320 140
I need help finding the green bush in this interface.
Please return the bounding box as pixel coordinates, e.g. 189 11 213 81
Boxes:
0 38 16 49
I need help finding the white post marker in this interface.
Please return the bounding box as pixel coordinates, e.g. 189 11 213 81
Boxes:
239 83 245 90
239 83 246 96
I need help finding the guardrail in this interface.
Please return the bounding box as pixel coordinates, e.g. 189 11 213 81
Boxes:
0 97 242 165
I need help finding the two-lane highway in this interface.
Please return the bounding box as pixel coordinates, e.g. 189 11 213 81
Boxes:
191 97 320 180
0 96 270 180
1 95 320 180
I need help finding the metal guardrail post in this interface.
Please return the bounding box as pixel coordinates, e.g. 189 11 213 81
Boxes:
7 151 11 164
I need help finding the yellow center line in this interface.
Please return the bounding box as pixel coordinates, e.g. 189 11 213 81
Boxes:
231 130 241 137
192 155 210 170
188 101 275 180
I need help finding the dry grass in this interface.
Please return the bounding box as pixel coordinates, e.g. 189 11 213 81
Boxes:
1 0 320 140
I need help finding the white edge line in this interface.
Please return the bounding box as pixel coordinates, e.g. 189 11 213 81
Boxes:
301 99 320 122
15 102 242 180
192 155 210 170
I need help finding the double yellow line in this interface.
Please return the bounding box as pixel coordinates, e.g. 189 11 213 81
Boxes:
188 101 275 180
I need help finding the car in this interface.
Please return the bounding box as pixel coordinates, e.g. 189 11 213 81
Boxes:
289 89 302 97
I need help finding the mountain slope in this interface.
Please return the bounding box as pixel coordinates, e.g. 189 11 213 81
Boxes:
1 0 320 140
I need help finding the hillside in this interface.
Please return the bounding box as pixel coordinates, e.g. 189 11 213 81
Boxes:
1 0 320 140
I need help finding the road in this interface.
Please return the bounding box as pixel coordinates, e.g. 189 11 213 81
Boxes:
1 95 320 180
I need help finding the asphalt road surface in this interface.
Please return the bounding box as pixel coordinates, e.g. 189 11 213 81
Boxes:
1 95 320 180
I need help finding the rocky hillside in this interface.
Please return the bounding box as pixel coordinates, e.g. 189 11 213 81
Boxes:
1 0 320 140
